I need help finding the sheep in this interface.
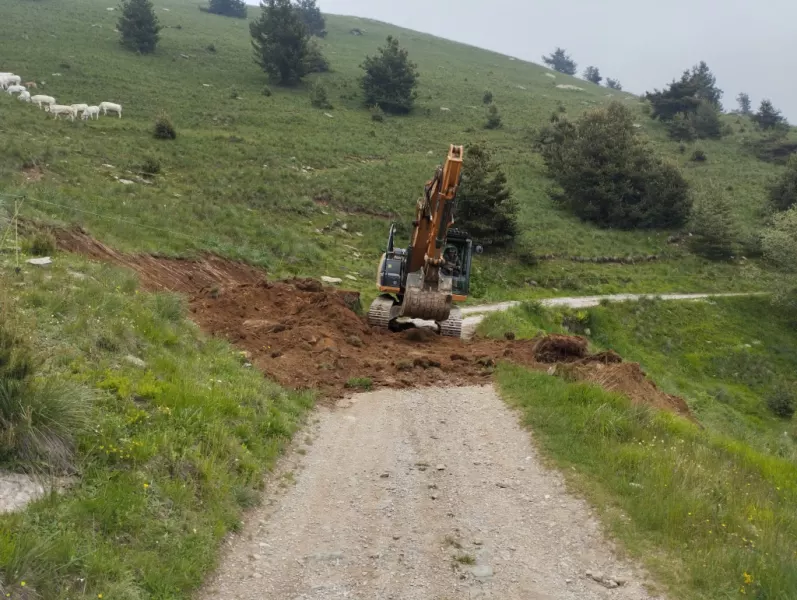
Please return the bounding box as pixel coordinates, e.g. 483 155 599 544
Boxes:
81 106 100 120
71 103 89 116
6 84 26 95
99 101 122 118
30 95 56 109
0 74 22 89
18 90 31 102
47 104 77 121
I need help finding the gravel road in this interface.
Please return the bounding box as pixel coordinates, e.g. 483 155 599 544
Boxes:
199 386 662 600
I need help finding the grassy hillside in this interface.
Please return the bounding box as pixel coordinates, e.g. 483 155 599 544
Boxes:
485 298 797 598
0 0 790 298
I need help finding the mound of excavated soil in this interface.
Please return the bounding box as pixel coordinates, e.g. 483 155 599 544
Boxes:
55 227 694 419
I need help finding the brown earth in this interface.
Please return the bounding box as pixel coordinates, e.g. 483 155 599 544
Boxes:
55 227 694 419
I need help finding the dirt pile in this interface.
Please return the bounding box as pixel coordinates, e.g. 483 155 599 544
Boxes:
55 227 694 419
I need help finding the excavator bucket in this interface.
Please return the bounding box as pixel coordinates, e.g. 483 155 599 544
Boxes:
399 272 452 322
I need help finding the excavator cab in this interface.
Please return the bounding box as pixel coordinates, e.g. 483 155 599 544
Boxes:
445 229 475 299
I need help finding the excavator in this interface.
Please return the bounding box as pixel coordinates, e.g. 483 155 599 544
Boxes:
367 144 479 338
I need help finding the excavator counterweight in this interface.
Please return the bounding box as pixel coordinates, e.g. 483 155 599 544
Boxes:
368 145 477 338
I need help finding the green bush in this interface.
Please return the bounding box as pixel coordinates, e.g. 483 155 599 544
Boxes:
294 0 326 37
0 319 91 471
360 36 419 114
141 156 161 176
345 377 372 390
535 102 692 229
541 47 576 75
769 155 797 211
304 38 329 73
250 0 309 86
691 149 707 162
262 85 272 97
767 388 796 419
208 0 246 18
484 104 502 129
370 104 385 122
24 231 56 257
688 187 737 260
309 80 331 109
153 113 177 140
482 90 493 104
665 112 696 141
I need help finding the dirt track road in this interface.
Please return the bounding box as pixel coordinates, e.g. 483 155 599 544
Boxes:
200 386 660 600
460 292 758 338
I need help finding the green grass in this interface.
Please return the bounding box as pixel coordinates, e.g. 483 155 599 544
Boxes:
0 0 791 298
344 376 373 391
0 251 313 599
497 365 797 600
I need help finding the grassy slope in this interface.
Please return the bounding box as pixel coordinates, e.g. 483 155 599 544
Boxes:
0 0 790 300
482 297 797 597
0 253 312 598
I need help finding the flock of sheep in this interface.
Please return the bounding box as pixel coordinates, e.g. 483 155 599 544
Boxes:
1 71 122 121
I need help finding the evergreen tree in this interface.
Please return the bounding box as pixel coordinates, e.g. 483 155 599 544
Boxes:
118 0 161 54
689 188 738 260
646 61 722 121
690 100 723 139
690 61 723 107
583 66 602 85
606 78 622 90
484 104 502 129
293 0 326 37
360 36 419 114
753 99 787 130
250 0 309 86
737 92 752 115
456 144 518 248
208 0 247 18
535 102 691 229
542 48 577 75
769 155 797 211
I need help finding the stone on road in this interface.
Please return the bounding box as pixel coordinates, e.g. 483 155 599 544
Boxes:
199 385 660 600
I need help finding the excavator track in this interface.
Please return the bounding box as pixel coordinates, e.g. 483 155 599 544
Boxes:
439 307 463 338
367 295 398 330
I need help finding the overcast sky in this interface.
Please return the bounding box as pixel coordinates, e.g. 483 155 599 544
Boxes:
306 0 795 119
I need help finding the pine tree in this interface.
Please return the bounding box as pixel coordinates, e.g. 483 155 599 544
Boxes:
689 188 737 260
737 92 752 115
606 78 622 90
542 48 577 75
456 145 518 248
208 0 247 18
753 99 787 130
484 104 502 129
118 0 161 54
769 155 797 211
583 66 602 85
250 0 309 86
360 36 419 114
293 0 326 37
646 61 722 121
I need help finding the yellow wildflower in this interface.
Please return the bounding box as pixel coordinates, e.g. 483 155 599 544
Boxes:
743 572 753 584
143 483 150 489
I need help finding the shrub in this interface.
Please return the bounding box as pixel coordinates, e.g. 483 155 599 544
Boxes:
535 102 691 229
583 66 602 85
456 144 518 248
262 85 272 97
250 0 309 86
360 36 419 114
345 377 372 390
482 90 493 105
206 43 217 53
769 155 797 211
688 187 737 260
691 149 707 162
309 80 331 109
691 100 723 139
370 105 384 122
766 388 796 419
737 92 752 115
153 112 177 140
762 206 797 271
118 0 161 54
304 38 329 73
484 104 502 129
542 47 577 75
0 318 90 471
646 61 722 122
24 231 56 257
606 78 622 90
208 0 247 18
666 112 696 141
141 156 161 177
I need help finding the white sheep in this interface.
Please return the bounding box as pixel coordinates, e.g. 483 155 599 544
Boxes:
6 84 26 95
81 106 100 120
71 103 89 117
99 101 122 118
0 74 22 89
18 90 31 102
47 104 77 121
30 95 56 109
